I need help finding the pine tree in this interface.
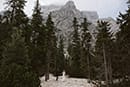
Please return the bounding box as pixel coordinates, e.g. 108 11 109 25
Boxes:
68 17 81 77
55 37 65 80
5 0 28 28
45 13 57 81
5 0 29 45
30 0 46 75
95 21 113 87
114 0 130 81
3 0 29 66
80 18 92 78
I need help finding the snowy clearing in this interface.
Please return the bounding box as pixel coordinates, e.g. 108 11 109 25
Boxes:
40 74 97 87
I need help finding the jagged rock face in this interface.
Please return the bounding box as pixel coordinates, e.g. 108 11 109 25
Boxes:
63 1 76 9
41 1 119 46
50 1 82 41
42 1 97 40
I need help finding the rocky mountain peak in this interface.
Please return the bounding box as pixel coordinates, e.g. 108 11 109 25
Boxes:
41 1 119 47
63 1 76 9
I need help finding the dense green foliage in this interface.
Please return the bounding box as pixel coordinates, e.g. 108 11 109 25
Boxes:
80 18 92 78
111 0 130 86
68 17 82 77
94 21 113 80
0 0 40 86
55 37 65 80
30 0 46 75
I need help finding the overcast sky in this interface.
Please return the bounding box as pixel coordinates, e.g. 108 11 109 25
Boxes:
0 0 128 18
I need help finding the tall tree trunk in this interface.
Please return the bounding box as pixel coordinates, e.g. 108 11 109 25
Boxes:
87 47 90 80
45 51 50 81
103 43 109 87
45 63 49 81
108 58 113 85
56 75 58 81
55 55 58 81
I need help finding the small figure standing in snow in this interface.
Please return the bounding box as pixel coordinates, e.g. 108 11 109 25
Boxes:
62 71 66 81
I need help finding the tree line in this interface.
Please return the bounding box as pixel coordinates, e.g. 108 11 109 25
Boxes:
0 0 130 87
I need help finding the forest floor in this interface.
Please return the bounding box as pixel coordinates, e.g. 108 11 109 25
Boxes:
40 74 96 87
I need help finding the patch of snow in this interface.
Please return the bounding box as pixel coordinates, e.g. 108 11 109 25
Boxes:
40 74 96 87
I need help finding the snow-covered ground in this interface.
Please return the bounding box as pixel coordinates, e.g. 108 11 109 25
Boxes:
40 74 96 87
